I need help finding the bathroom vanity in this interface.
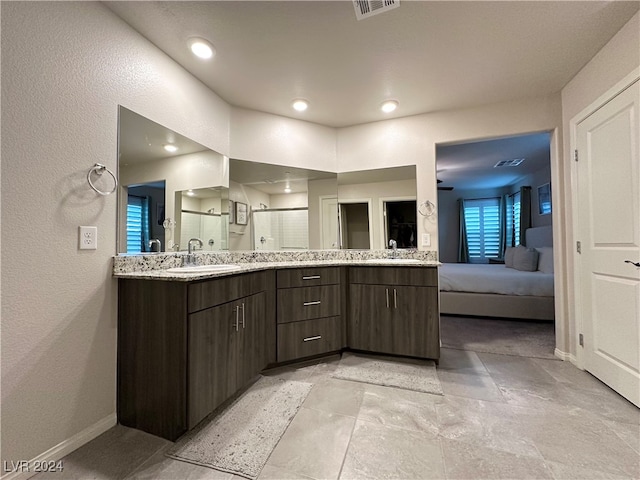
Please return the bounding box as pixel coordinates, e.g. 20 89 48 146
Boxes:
116 257 439 441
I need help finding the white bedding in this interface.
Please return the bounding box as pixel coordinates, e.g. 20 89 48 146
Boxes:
439 263 554 297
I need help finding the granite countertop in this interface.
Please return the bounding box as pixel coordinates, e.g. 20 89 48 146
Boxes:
113 250 440 282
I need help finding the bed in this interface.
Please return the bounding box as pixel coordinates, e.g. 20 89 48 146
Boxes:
439 226 555 321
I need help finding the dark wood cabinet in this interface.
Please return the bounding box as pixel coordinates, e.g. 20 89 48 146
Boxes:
188 291 267 428
118 271 275 441
276 267 344 362
348 267 439 360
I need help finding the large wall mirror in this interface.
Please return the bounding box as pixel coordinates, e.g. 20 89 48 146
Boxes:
337 166 417 250
117 106 229 254
229 159 338 251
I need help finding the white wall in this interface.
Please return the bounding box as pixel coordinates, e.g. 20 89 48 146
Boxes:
1 2 231 466
230 107 337 172
560 12 640 358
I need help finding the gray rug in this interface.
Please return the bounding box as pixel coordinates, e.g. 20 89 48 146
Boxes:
167 375 312 479
440 315 557 359
332 353 443 395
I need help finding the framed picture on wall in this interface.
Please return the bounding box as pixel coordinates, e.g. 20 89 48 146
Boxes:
235 201 248 225
229 200 235 224
538 183 552 215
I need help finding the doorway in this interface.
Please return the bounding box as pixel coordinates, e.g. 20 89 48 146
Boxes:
339 201 371 249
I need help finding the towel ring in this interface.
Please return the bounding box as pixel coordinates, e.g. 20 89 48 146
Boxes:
87 163 117 195
418 200 436 217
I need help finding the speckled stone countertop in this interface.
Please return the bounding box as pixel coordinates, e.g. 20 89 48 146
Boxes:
113 250 440 282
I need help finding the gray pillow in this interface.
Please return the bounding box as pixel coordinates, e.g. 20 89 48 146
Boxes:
512 247 540 272
504 247 517 268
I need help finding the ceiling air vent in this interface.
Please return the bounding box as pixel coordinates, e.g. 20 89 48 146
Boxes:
353 0 400 21
494 158 525 168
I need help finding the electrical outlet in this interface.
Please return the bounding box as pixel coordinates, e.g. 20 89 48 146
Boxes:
421 233 431 247
79 226 97 250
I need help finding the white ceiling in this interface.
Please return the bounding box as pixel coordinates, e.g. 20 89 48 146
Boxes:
105 1 638 128
436 132 551 190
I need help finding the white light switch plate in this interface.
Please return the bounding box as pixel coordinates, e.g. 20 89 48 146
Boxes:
79 226 97 250
421 233 431 247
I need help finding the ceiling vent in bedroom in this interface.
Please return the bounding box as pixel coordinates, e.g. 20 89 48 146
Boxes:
353 0 400 20
494 158 525 168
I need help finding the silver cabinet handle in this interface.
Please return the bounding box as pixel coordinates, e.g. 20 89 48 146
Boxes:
303 335 322 342
303 300 321 306
302 275 321 280
241 302 246 329
394 288 398 309
624 260 640 267
385 288 389 308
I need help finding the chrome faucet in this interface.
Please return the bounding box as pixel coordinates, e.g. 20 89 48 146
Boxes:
185 238 203 266
148 239 161 253
389 239 398 258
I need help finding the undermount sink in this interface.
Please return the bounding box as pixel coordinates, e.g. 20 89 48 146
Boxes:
363 258 422 265
166 264 242 274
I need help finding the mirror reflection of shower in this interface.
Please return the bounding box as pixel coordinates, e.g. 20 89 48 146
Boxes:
252 207 309 250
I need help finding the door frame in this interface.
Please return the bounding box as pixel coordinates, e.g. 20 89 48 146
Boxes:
378 196 417 248
569 67 640 369
338 198 374 249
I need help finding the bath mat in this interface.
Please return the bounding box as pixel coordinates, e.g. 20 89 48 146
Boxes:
332 353 443 395
167 375 313 479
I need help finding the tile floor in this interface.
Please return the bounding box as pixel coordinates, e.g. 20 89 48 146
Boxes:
33 340 639 479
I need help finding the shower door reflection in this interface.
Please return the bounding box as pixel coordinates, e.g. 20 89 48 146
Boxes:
252 208 309 250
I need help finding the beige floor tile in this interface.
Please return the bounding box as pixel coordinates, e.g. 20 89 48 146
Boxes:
440 437 553 479
126 448 233 479
357 384 440 435
435 395 542 459
477 352 558 384
603 419 640 454
303 378 364 417
30 425 169 480
438 348 489 374
339 419 444 480
266 407 355 480
545 461 635 480
257 464 315 480
438 369 506 402
519 410 640 478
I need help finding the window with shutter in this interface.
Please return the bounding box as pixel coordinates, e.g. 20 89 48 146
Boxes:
463 197 501 262
126 195 147 253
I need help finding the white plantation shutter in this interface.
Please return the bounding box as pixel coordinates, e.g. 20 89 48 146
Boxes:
464 198 501 262
513 192 522 246
127 196 144 253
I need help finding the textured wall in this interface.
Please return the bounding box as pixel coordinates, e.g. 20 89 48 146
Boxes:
1 2 230 464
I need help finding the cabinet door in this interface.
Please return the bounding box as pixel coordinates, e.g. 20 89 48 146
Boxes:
392 286 439 358
348 284 394 353
188 303 238 429
237 292 268 386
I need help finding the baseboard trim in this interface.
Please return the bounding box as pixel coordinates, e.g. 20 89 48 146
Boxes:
1 413 117 480
554 348 577 364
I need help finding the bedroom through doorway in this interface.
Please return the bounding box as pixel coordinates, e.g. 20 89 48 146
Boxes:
435 132 555 358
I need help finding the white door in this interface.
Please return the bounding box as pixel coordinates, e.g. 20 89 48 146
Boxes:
576 79 640 406
320 196 339 249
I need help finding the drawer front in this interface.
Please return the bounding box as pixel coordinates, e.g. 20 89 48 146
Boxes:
277 316 342 362
349 266 438 287
277 267 340 288
277 285 341 323
188 270 273 313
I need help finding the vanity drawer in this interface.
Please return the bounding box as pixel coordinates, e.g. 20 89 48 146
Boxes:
277 316 342 362
188 270 272 313
277 267 340 288
349 266 438 287
277 285 340 323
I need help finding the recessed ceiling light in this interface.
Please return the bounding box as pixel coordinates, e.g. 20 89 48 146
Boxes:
381 100 398 113
186 189 196 196
163 144 178 153
284 186 292 193
189 38 215 59
292 99 309 112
